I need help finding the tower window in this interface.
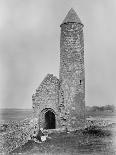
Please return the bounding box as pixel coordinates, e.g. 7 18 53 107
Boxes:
80 80 82 85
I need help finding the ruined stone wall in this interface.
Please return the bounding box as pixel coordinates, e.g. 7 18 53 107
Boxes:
0 117 38 154
59 22 85 129
32 74 60 128
0 9 87 154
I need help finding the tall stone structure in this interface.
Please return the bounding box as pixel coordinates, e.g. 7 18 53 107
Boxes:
0 8 86 154
32 8 85 130
59 8 85 129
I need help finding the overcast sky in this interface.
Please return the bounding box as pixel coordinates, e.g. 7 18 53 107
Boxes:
0 0 116 109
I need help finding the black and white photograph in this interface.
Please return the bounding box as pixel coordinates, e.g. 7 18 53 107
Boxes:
0 0 116 154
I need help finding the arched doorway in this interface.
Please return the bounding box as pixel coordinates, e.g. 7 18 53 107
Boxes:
44 110 56 129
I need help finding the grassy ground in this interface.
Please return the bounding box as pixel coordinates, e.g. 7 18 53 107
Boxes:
1 109 116 155
11 128 115 155
0 109 32 121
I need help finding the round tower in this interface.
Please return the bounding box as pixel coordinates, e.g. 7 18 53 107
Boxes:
59 8 85 129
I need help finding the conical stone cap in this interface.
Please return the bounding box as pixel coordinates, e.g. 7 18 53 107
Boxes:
60 8 83 26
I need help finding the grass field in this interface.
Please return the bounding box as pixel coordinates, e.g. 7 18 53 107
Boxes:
0 109 33 121
11 128 116 155
0 109 116 155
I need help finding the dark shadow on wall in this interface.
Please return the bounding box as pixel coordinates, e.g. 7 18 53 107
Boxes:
45 110 56 129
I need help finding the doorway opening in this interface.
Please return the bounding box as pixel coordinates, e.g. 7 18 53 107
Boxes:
45 110 56 129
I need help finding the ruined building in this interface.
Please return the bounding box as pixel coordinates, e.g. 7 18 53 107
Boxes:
32 8 85 130
0 8 86 154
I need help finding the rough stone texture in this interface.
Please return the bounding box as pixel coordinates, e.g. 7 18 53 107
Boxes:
32 8 86 130
61 8 83 26
0 117 38 153
0 8 86 154
59 11 85 129
32 74 60 129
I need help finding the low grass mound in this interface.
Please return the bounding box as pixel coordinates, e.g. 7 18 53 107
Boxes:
11 126 114 155
82 125 112 137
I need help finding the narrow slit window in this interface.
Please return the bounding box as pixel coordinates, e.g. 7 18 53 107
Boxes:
80 80 82 85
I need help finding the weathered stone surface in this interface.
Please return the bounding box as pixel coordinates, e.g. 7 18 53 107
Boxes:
32 74 60 128
61 8 83 26
59 16 85 129
32 8 86 130
0 8 86 154
0 116 38 153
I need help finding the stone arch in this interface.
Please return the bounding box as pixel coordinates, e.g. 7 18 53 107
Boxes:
40 108 56 129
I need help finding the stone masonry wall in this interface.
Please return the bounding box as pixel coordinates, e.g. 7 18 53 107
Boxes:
32 74 60 129
0 116 38 154
0 9 87 154
59 22 85 129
